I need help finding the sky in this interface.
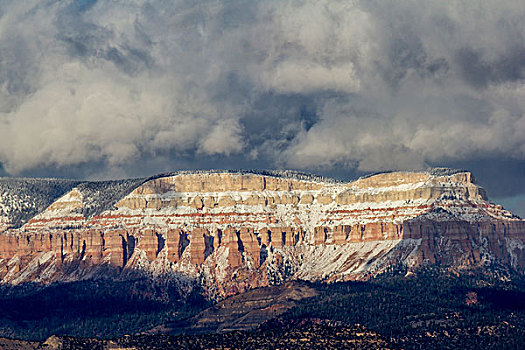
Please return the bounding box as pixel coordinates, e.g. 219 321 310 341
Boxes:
0 0 524 216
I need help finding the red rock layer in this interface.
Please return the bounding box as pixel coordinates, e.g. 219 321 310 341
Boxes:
403 220 525 270
2 219 524 282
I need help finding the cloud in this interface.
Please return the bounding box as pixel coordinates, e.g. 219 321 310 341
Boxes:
0 0 248 173
0 0 523 192
276 0 525 173
198 118 245 156
259 61 360 94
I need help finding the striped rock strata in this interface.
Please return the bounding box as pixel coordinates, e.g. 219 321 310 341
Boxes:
0 169 524 298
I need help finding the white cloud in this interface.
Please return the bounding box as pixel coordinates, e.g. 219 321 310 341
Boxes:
198 118 245 156
259 61 360 93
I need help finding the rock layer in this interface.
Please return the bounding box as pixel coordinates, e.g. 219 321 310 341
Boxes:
0 169 524 298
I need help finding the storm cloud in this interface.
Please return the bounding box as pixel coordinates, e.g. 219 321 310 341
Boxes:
0 0 524 211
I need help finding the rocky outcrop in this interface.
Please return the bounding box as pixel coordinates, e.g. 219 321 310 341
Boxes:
223 227 243 268
153 281 318 334
0 169 523 298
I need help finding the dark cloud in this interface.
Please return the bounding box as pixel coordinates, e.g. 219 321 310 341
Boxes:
457 46 525 88
0 0 524 213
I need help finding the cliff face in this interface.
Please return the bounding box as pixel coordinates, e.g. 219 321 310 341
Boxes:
0 170 523 298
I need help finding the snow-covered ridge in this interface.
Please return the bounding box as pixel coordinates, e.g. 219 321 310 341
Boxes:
0 168 505 233
146 169 344 184
19 168 515 237
357 167 468 180
0 177 78 228
0 169 345 230
1 169 524 297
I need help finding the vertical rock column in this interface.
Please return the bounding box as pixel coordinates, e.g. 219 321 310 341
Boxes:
190 228 209 265
314 227 328 245
239 228 260 268
333 225 351 244
283 228 294 246
223 227 243 268
18 234 36 269
259 228 271 247
81 230 104 264
270 227 284 247
212 229 222 251
166 228 182 263
0 235 19 260
139 229 158 261
104 230 127 267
